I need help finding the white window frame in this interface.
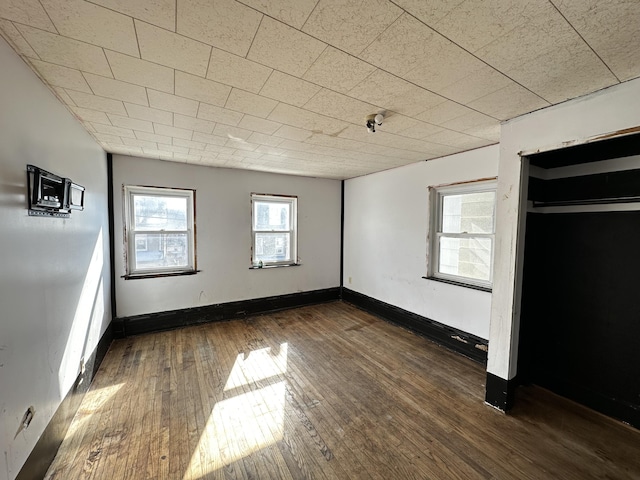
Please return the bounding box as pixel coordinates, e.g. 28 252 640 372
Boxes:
124 185 196 276
251 193 298 267
429 180 497 289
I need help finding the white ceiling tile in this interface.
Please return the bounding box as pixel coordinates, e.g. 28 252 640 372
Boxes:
175 71 230 107
16 25 112 76
84 73 149 106
204 144 236 155
259 71 321 107
226 138 260 152
173 113 215 134
554 0 640 81
90 0 175 31
503 41 618 104
197 103 244 126
304 89 378 125
440 110 498 135
302 46 376 94
107 114 154 133
134 130 172 144
394 120 444 140
41 0 138 56
28 59 92 92
123 137 158 149
255 144 285 156
0 20 39 57
70 106 111 124
52 87 76 106
247 17 326 77
157 143 190 154
174 153 203 163
425 129 491 149
65 90 127 115
239 0 317 29
225 89 278 118
272 125 312 142
172 137 206 150
432 1 545 53
238 115 282 135
415 100 470 124
349 70 443 117
84 123 97 133
214 124 253 141
247 132 284 147
360 13 443 77
148 90 198 116
154 123 194 140
206 47 272 94
94 132 123 144
124 102 173 125
391 0 465 26
467 83 549 121
268 103 349 136
437 64 513 105
402 41 492 95
192 131 228 146
92 122 136 138
135 20 210 77
177 0 262 57
105 50 174 93
302 0 402 56
0 0 56 32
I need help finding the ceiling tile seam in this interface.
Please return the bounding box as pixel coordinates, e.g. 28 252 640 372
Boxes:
387 0 550 106
235 18 505 124
36 0 60 35
81 0 171 32
174 0 178 33
548 0 621 83
131 16 142 60
298 44 330 79
11 21 133 66
103 48 117 81
79 71 97 96
0 25 41 61
242 12 266 61
294 0 321 32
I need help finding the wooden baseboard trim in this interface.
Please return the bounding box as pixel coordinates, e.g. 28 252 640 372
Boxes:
16 324 114 480
341 288 488 364
485 372 517 412
114 287 342 337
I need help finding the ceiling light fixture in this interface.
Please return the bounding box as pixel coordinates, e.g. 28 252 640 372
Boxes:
366 113 384 133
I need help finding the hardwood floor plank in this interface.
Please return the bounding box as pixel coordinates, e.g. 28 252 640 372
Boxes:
45 302 640 480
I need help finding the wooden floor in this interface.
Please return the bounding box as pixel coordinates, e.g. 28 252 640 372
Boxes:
45 301 640 480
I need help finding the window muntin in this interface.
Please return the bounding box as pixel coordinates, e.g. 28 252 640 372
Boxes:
251 194 297 266
124 186 196 276
430 181 496 288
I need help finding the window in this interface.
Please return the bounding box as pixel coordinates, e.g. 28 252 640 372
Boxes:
251 194 297 267
429 180 496 289
124 185 196 276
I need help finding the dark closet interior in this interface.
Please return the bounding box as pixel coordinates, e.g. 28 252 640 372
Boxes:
518 133 640 429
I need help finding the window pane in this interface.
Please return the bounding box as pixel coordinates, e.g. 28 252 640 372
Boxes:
134 233 189 270
254 232 291 263
439 236 492 282
133 195 187 231
442 191 495 234
254 201 290 231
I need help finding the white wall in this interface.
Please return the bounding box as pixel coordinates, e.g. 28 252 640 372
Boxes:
490 77 640 381
112 156 341 317
343 145 499 340
0 39 111 480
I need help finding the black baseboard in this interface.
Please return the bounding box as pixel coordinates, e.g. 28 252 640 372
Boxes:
485 372 517 411
341 288 488 364
16 324 114 480
114 287 341 337
535 376 639 429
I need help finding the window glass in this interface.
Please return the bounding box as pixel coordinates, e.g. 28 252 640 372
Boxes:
251 194 297 267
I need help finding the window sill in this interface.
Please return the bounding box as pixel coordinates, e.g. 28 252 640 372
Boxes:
123 270 199 280
422 276 492 293
249 263 301 270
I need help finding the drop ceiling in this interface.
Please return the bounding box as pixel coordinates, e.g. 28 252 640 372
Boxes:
1 0 638 179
